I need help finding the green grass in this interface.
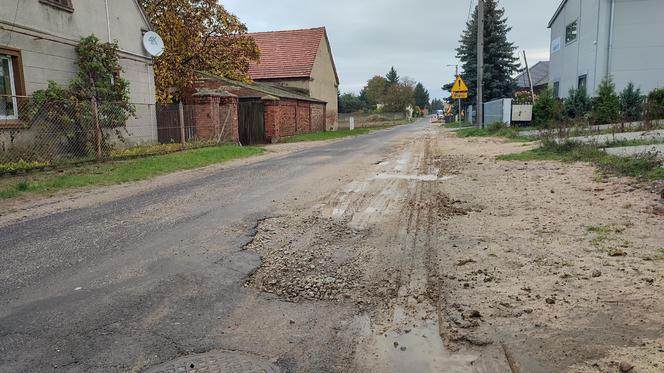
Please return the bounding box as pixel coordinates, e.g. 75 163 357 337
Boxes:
455 125 531 142
445 122 472 129
281 123 404 143
0 145 264 199
498 141 664 180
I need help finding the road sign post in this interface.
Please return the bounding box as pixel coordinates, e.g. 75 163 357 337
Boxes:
450 75 468 121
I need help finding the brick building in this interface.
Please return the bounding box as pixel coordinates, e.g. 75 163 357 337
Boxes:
247 27 339 130
183 73 326 145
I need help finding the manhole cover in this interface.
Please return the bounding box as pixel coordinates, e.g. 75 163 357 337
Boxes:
144 350 280 373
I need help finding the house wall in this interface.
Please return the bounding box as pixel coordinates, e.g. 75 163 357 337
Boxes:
310 36 339 131
549 0 664 98
0 0 157 146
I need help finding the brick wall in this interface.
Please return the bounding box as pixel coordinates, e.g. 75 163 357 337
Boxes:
191 94 221 141
310 103 326 132
296 101 311 134
264 99 314 141
219 96 239 143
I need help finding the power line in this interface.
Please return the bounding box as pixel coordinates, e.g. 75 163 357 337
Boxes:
467 0 475 24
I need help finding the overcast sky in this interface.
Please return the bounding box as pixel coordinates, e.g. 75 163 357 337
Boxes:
223 0 561 100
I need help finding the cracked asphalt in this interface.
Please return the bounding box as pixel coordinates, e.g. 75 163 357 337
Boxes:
0 121 425 372
3 118 663 373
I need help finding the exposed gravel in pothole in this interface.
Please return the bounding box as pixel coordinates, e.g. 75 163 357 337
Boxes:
245 214 397 303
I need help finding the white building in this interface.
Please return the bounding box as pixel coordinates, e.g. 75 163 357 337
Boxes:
0 0 158 145
548 0 664 98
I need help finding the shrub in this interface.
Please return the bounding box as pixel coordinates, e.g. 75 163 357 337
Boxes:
513 91 533 105
619 82 644 122
532 88 557 127
646 87 664 120
592 78 620 125
563 88 592 119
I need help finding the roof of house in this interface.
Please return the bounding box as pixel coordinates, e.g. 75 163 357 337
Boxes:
197 72 326 104
247 27 339 84
549 0 569 28
515 61 550 88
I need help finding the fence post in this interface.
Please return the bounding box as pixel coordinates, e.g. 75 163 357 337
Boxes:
178 102 186 145
91 96 102 160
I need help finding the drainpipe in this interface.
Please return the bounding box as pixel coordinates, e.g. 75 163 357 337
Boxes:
606 0 615 79
104 0 111 43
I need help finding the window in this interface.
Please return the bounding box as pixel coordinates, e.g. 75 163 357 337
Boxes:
566 21 578 44
0 48 25 123
578 75 587 94
39 0 74 12
553 81 560 98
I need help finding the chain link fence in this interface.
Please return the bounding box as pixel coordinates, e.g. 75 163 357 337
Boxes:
0 95 238 174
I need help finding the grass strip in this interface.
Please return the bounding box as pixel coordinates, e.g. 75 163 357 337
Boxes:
455 126 532 142
0 145 264 199
281 123 406 143
497 141 664 180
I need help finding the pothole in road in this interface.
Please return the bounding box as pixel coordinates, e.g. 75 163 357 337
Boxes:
144 350 280 373
244 214 400 304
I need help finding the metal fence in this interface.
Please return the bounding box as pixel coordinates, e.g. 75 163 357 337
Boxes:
0 95 235 171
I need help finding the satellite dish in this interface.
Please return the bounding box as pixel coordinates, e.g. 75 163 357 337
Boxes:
143 31 165 57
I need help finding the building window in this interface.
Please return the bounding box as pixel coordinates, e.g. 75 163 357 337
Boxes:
0 48 25 123
553 81 560 98
566 21 578 44
39 0 74 12
578 75 587 94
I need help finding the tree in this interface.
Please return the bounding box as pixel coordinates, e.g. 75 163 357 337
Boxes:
139 0 259 102
360 76 389 107
532 88 557 127
414 83 430 108
383 82 415 113
31 35 134 158
592 78 620 125
386 67 400 86
646 87 664 121
563 88 592 119
619 82 644 122
338 92 364 113
456 0 520 104
430 98 445 111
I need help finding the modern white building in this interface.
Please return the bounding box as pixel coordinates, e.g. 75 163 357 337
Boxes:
548 0 664 98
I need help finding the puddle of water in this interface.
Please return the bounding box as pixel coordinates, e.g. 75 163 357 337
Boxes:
372 173 454 182
358 319 477 372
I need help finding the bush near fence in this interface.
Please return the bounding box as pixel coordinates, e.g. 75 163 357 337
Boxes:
0 96 236 175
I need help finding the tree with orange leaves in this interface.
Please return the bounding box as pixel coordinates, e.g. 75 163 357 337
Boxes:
140 0 259 102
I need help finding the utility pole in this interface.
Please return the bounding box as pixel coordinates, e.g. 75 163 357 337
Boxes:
523 50 535 102
447 64 461 122
477 0 484 128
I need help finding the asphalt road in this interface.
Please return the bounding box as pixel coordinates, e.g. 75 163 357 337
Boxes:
0 120 427 372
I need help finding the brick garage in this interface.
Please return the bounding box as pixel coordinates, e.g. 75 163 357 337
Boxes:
186 73 327 144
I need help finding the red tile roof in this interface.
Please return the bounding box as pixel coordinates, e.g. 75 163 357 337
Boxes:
248 27 326 80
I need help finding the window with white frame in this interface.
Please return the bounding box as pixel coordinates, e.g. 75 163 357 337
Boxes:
0 55 18 120
566 21 578 44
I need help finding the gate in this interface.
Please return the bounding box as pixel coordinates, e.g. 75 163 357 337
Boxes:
156 103 195 143
238 100 265 145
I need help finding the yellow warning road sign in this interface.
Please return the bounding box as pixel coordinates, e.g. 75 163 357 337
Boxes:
451 75 468 93
451 92 468 99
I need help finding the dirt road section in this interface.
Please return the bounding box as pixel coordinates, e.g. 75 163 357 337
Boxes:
246 127 663 372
